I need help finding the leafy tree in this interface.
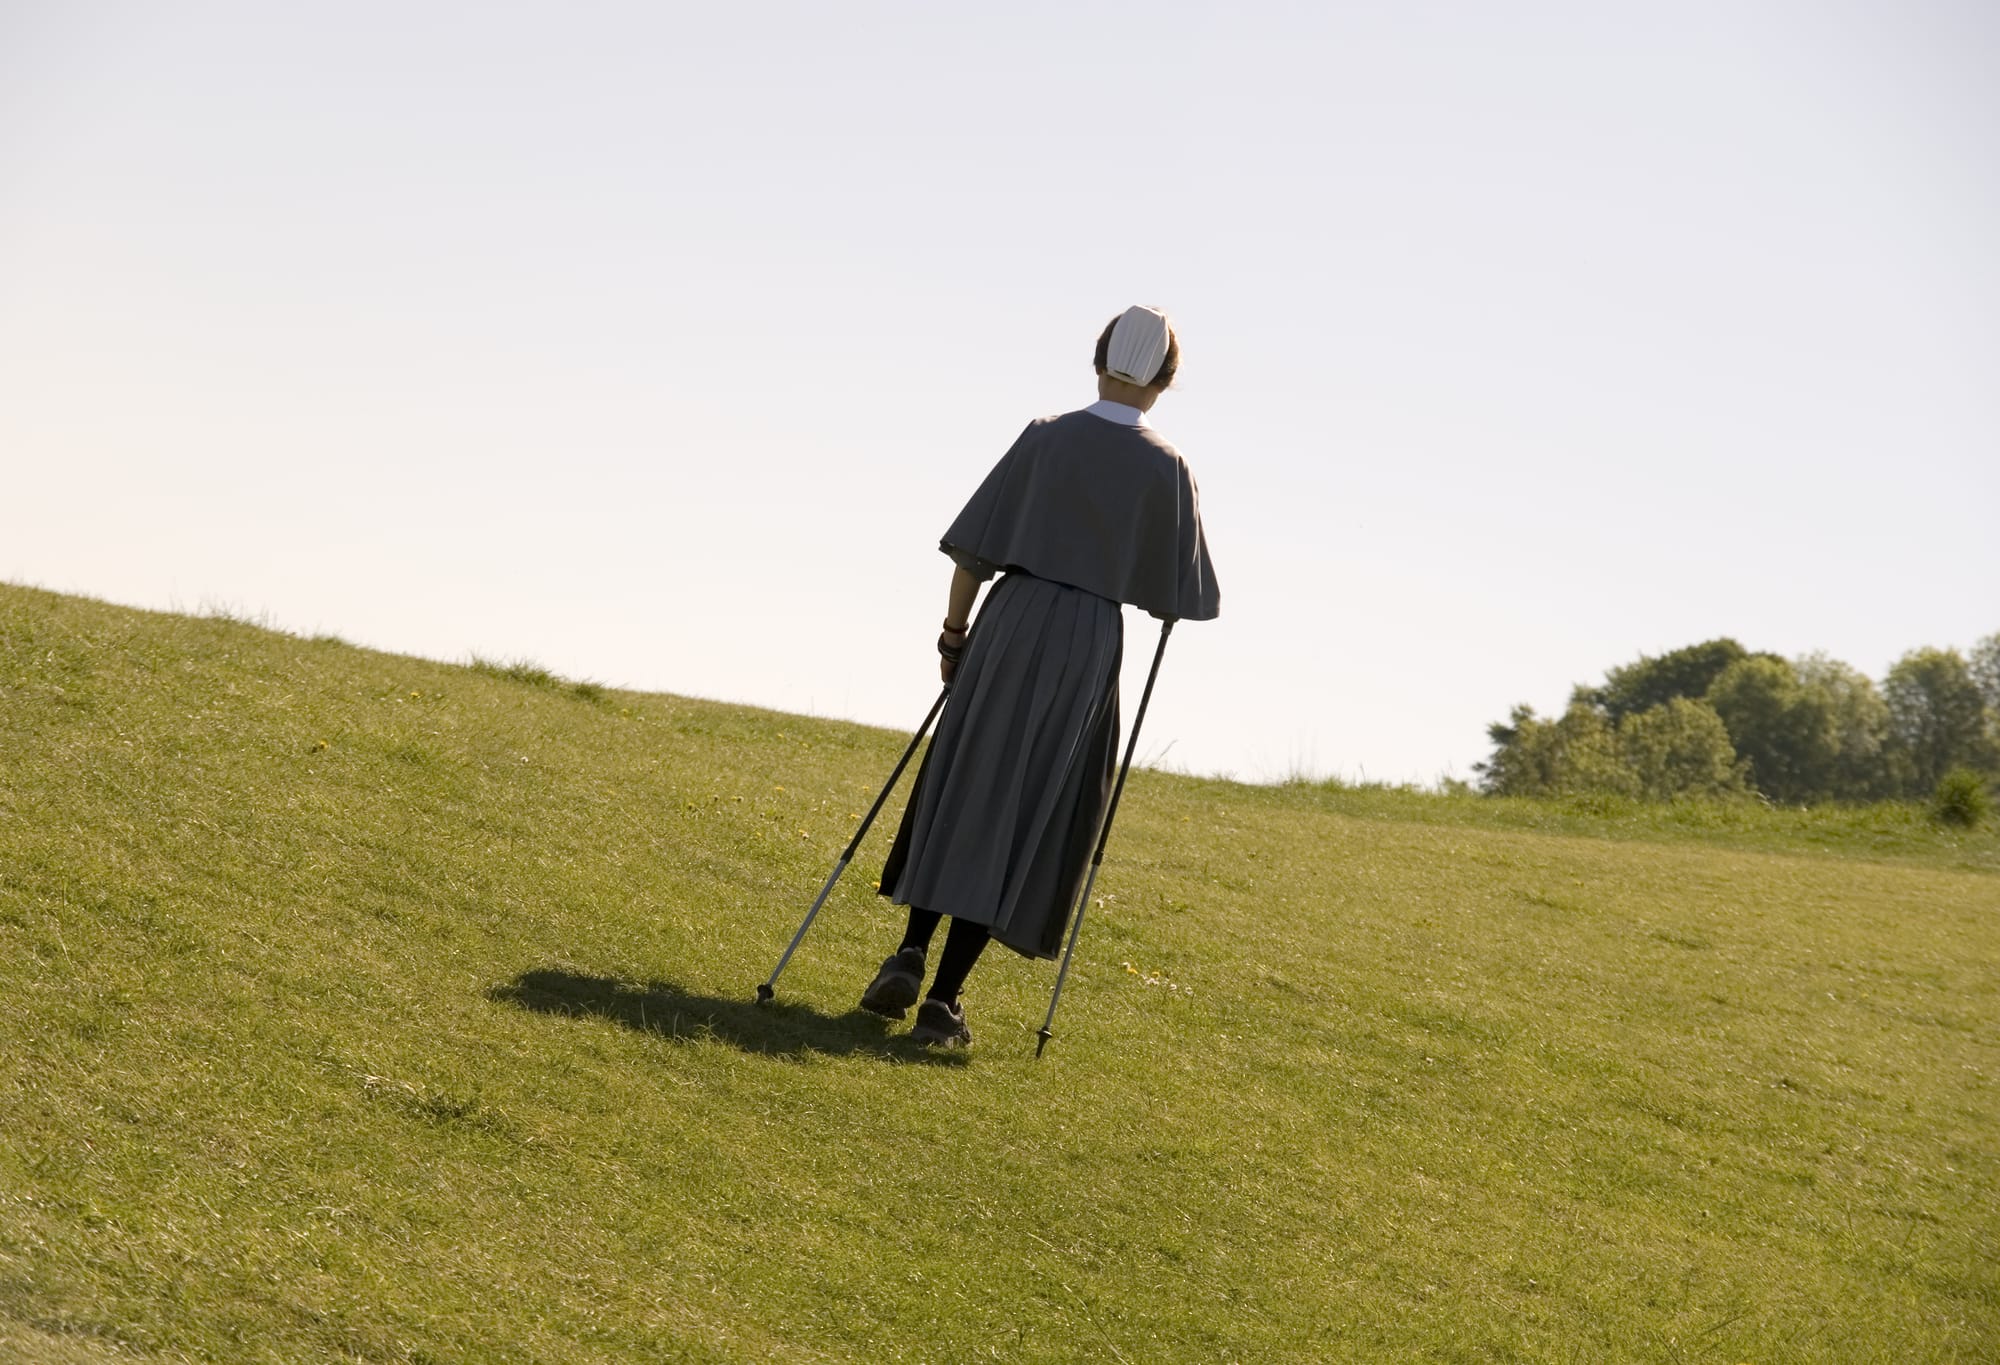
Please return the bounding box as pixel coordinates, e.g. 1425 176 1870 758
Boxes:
1971 632 2000 719
1480 637 2000 806
1974 632 2000 762
1478 705 1553 796
1478 699 1635 798
1706 656 1837 803
1794 653 1895 800
1586 639 1755 725
1557 702 1642 797
1617 698 1748 800
1883 648 1996 794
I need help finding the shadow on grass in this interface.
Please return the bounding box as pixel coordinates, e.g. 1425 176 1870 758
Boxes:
490 967 968 1066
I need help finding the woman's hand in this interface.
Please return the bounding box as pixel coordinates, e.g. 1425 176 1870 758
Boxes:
938 624 968 684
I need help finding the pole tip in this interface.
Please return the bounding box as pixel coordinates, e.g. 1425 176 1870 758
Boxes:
1035 1028 1051 1058
755 983 774 1005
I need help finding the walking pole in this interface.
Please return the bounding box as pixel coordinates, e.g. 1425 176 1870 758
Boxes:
1037 618 1175 1057
755 685 950 1004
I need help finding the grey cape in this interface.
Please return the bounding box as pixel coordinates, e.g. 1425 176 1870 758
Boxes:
879 410 1220 960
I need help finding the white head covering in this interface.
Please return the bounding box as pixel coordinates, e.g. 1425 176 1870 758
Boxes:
1103 305 1173 387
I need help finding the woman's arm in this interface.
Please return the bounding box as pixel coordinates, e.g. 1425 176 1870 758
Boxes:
944 565 979 632
939 565 981 682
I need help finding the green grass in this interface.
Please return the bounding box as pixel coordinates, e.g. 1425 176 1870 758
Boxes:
1273 778 2000 875
2 582 1996 1363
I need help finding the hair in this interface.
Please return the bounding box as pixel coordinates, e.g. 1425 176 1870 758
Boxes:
1093 313 1180 389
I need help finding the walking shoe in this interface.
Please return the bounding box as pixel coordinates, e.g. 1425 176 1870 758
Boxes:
859 947 925 1019
909 998 972 1048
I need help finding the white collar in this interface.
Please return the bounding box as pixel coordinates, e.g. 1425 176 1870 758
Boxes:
1082 398 1148 428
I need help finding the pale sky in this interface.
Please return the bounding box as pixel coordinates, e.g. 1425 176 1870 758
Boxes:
4 1 1996 782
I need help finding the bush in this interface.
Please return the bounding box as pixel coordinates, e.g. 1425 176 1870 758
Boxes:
1928 768 1991 828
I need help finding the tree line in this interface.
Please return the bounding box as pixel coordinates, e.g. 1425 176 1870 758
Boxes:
1477 634 2000 806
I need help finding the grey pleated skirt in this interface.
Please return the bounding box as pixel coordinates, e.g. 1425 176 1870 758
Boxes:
879 572 1123 959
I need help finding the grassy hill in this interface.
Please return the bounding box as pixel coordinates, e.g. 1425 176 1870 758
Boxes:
2 582 1995 1363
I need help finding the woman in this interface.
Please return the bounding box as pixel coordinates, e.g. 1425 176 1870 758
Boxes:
861 305 1222 1047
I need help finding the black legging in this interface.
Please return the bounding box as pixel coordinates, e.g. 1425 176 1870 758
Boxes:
899 908 989 1003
